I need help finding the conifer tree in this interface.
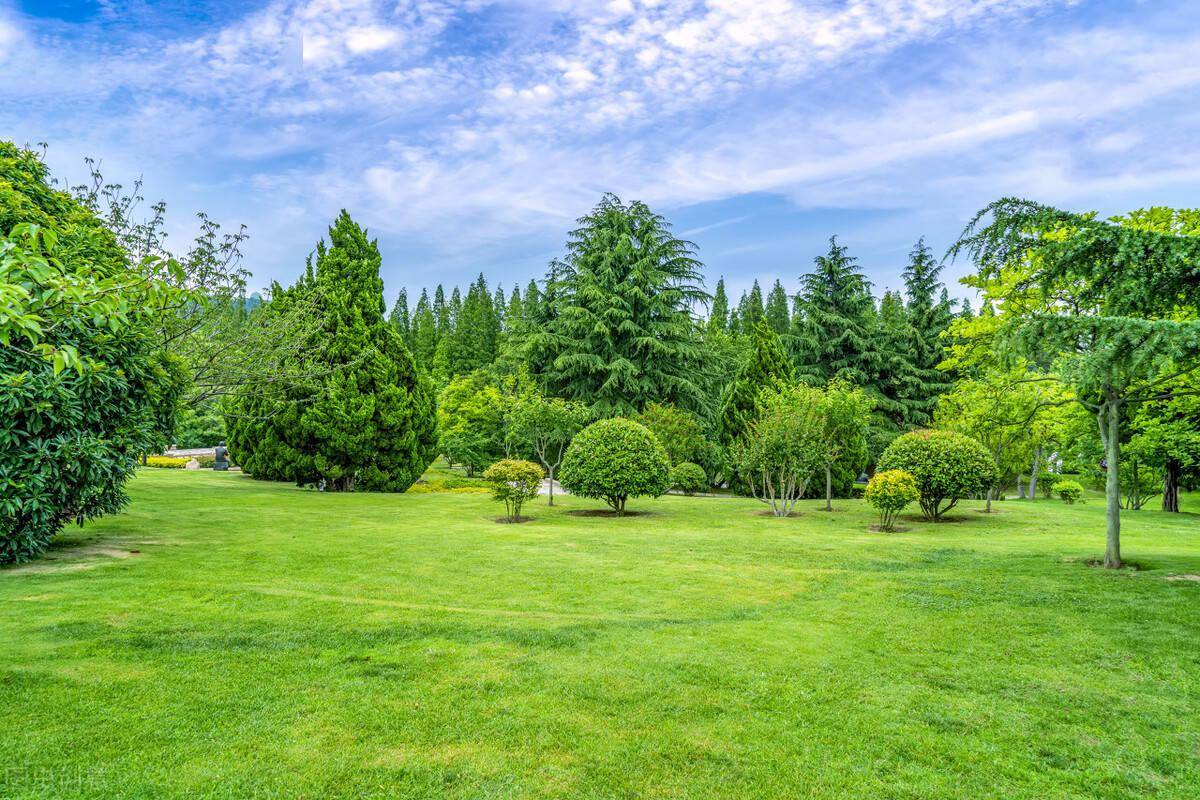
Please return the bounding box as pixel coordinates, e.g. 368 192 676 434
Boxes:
900 238 955 423
388 288 411 348
739 280 765 331
433 285 448 339
718 321 794 448
709 277 730 333
410 289 437 368
765 279 790 335
534 194 710 417
793 237 879 388
228 211 437 492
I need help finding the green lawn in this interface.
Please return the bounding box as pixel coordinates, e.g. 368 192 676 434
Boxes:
2 471 1199 799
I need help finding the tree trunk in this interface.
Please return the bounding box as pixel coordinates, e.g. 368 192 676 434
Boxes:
1163 459 1181 513
546 465 555 506
985 486 993 513
1028 446 1042 500
825 466 832 511
1099 399 1122 568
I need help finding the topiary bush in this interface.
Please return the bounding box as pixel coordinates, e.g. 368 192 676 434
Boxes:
558 419 671 516
864 469 919 531
1054 479 1085 505
483 459 544 521
671 462 708 495
876 430 996 520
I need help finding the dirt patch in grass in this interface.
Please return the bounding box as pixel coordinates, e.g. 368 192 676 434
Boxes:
1083 558 1146 571
1165 574 1200 582
565 509 652 518
493 516 534 524
869 524 912 533
752 510 804 518
2 540 156 576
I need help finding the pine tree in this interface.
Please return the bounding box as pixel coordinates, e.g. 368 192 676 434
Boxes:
739 280 765 330
875 289 922 430
433 285 448 339
793 237 879 388
535 194 711 417
493 284 506 331
765 279 790 335
709 277 730 333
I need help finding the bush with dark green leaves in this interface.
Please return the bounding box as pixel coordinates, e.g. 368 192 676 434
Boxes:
483 459 544 521
671 462 708 495
876 429 996 519
559 419 671 516
1054 479 1085 505
864 469 919 531
1 142 182 564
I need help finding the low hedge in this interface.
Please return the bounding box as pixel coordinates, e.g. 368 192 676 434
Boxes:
145 456 189 469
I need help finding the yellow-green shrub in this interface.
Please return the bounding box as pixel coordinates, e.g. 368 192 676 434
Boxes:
864 469 919 531
145 456 189 469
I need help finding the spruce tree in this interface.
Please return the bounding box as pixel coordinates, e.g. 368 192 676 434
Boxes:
765 279 790 335
410 289 437 368
433 285 448 339
535 194 711 417
739 280 765 330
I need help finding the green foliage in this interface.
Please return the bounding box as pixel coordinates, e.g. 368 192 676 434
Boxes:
1 142 183 563
506 391 590 504
172 403 226 448
1053 479 1084 504
718 320 793 448
226 211 437 492
634 401 720 476
864 469 919 531
436 372 506 476
533 194 711 417
792 237 879 389
671 462 708 495
483 459 544 521
899 239 955 423
813 379 873 509
877 430 996 520
558 418 671 515
708 277 729 333
732 383 825 517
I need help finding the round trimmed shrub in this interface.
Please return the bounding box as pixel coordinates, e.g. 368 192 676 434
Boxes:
558 419 671 516
864 469 919 531
1054 479 1084 505
483 459 544 521
672 462 708 495
876 430 996 520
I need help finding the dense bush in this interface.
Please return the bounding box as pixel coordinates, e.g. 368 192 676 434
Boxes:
671 462 708 495
1054 479 1085 504
635 402 721 477
864 469 919 531
876 430 996 519
559 419 671 515
437 372 506 476
732 383 825 517
145 456 189 469
1 143 182 564
483 459 544 521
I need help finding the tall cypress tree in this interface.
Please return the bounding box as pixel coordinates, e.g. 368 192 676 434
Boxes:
793 237 879 388
739 280 765 330
534 194 711 417
388 288 411 348
410 289 437 369
709 277 730 333
433 285 448 339
228 211 437 491
765 279 790 335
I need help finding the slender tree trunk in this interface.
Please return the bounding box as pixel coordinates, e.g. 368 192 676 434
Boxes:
546 465 555 506
825 466 832 511
1017 474 1026 500
985 486 993 513
1028 446 1042 500
1163 459 1180 513
1100 399 1122 568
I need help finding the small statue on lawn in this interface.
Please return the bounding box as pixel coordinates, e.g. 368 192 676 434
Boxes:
214 442 230 471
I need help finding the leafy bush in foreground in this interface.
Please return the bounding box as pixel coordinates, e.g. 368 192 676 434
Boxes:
1054 479 1085 505
876 430 996 520
671 462 708 495
864 469 919 531
483 459 544 521
559 419 671 516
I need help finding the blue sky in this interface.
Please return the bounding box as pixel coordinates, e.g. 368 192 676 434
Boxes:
4 0 1199 306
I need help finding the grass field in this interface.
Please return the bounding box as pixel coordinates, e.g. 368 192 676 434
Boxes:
2 470 1199 799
